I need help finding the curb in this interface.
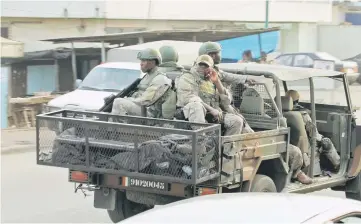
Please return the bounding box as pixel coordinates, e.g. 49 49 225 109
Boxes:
1 144 36 155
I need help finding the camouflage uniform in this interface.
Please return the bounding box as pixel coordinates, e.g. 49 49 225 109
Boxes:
198 42 248 88
158 45 184 119
112 48 172 118
198 42 253 133
301 111 340 170
176 55 245 136
288 144 304 178
286 90 341 171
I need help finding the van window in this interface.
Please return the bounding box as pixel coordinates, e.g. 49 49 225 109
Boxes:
79 67 141 92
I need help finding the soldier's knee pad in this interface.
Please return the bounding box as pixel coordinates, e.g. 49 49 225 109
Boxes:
187 102 203 109
233 115 244 128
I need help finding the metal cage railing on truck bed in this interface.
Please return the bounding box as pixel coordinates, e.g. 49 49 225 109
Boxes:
36 110 221 185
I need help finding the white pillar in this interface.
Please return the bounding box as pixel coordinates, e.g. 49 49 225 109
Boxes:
279 23 318 53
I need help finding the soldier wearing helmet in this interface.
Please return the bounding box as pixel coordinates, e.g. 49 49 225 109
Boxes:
175 54 248 135
286 90 340 172
111 48 172 118
198 42 256 88
158 45 183 71
157 45 184 119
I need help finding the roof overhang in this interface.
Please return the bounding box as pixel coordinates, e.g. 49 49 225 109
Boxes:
41 28 280 45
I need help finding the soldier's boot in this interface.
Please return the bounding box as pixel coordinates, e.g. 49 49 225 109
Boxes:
321 137 341 172
296 171 313 185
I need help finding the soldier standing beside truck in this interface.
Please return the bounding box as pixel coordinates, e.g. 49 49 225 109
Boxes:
111 48 172 118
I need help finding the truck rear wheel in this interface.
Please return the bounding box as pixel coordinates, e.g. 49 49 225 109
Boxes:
107 191 153 223
250 174 277 192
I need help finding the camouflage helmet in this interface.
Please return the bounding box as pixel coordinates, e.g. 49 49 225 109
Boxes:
196 54 214 68
159 45 179 63
286 90 300 101
137 48 162 65
198 42 222 56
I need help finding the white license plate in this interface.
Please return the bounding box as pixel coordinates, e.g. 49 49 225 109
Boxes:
125 177 168 191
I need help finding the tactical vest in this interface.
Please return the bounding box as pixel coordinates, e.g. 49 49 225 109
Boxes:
198 78 220 109
180 70 220 110
132 67 163 98
159 66 184 119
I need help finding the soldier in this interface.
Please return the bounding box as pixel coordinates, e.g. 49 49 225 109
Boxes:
158 45 184 73
289 144 313 184
198 41 255 133
176 55 312 184
111 48 172 118
158 45 184 119
198 42 256 88
176 55 246 135
286 90 341 172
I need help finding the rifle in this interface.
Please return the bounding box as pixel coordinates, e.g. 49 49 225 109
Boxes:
99 78 142 112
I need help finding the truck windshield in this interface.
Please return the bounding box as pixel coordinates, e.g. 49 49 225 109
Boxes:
79 67 141 92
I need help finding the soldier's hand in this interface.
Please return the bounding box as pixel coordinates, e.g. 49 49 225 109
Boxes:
209 109 220 120
205 68 219 83
246 78 256 85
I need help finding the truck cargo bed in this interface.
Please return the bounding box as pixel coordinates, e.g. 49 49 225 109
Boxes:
36 110 221 185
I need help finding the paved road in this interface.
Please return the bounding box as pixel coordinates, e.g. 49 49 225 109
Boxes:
1 151 346 223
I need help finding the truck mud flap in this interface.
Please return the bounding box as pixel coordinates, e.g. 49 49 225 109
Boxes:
94 188 117 210
356 125 361 147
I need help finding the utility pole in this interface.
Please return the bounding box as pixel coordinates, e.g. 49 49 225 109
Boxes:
265 0 269 28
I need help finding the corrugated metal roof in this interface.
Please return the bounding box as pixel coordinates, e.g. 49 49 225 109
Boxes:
41 28 280 45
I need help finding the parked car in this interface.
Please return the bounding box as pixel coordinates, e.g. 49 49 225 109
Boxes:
274 52 360 85
121 193 361 224
345 53 361 84
44 62 143 112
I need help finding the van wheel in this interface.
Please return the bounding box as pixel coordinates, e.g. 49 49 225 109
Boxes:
250 174 277 192
107 191 153 223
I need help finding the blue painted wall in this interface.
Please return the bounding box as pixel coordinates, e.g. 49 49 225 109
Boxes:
346 13 361 25
27 65 56 95
217 30 280 62
1 66 9 128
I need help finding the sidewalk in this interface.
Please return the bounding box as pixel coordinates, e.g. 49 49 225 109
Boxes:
1 128 36 155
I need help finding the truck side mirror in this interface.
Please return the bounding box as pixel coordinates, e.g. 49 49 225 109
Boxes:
75 79 82 88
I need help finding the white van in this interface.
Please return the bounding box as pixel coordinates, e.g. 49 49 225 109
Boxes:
44 62 143 112
44 40 201 113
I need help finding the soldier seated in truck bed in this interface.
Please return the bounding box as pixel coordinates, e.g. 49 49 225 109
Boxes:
177 55 312 185
286 90 341 172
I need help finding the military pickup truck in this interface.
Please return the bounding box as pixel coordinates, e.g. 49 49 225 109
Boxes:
36 63 361 223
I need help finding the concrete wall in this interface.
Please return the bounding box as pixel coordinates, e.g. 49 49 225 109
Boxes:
106 0 333 23
317 25 361 59
1 1 106 18
279 23 318 53
2 0 333 23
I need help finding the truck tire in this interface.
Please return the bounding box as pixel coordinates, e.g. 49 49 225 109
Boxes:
107 191 153 223
250 174 277 192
